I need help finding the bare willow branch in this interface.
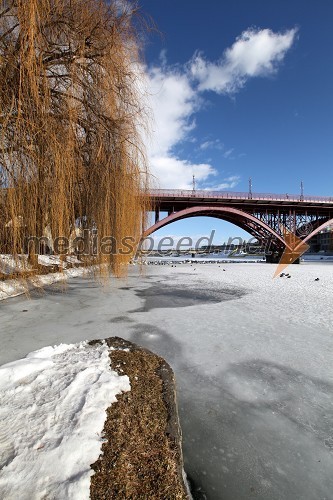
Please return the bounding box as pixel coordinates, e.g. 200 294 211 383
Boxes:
0 0 151 278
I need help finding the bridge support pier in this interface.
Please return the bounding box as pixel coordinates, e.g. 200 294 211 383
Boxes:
265 251 300 264
265 251 283 264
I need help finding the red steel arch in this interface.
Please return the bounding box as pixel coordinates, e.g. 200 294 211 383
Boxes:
302 218 333 245
144 206 290 249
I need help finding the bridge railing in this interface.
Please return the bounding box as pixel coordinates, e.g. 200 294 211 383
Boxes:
150 189 333 204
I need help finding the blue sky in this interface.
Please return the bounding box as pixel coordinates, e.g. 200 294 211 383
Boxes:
139 0 333 245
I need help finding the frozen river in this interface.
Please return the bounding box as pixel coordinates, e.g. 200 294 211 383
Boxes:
1 262 333 500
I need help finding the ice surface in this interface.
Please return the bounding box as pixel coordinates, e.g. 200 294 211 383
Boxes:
0 341 130 500
0 262 332 499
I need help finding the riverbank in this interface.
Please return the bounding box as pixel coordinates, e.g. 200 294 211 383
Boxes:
90 337 189 500
0 337 189 499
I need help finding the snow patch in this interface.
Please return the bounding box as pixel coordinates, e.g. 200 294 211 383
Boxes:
0 341 130 499
0 266 87 301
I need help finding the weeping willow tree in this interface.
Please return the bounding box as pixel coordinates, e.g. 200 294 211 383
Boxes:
0 0 150 278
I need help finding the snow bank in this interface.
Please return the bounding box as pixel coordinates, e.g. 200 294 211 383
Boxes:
0 341 130 499
0 253 87 302
0 266 86 301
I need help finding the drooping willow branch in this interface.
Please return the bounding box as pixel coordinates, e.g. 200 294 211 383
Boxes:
0 0 151 278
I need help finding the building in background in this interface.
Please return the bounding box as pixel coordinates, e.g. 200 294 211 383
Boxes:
308 226 333 253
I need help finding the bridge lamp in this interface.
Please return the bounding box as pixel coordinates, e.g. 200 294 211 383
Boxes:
248 177 253 199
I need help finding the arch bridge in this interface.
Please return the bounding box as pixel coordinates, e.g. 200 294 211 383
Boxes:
146 189 333 262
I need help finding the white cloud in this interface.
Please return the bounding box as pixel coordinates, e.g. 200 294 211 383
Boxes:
223 148 234 158
145 27 297 189
199 139 224 151
204 175 241 191
190 28 298 94
147 65 198 158
147 64 214 189
150 156 215 189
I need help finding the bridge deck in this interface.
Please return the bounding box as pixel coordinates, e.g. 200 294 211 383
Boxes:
150 189 333 205
146 189 333 251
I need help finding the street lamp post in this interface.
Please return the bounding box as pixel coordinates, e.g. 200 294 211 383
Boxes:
248 177 253 199
300 180 304 201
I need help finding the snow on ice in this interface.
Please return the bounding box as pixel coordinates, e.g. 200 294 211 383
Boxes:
0 261 333 499
0 341 130 500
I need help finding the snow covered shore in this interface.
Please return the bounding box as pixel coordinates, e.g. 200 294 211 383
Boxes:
0 254 89 301
0 266 88 301
0 342 130 499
